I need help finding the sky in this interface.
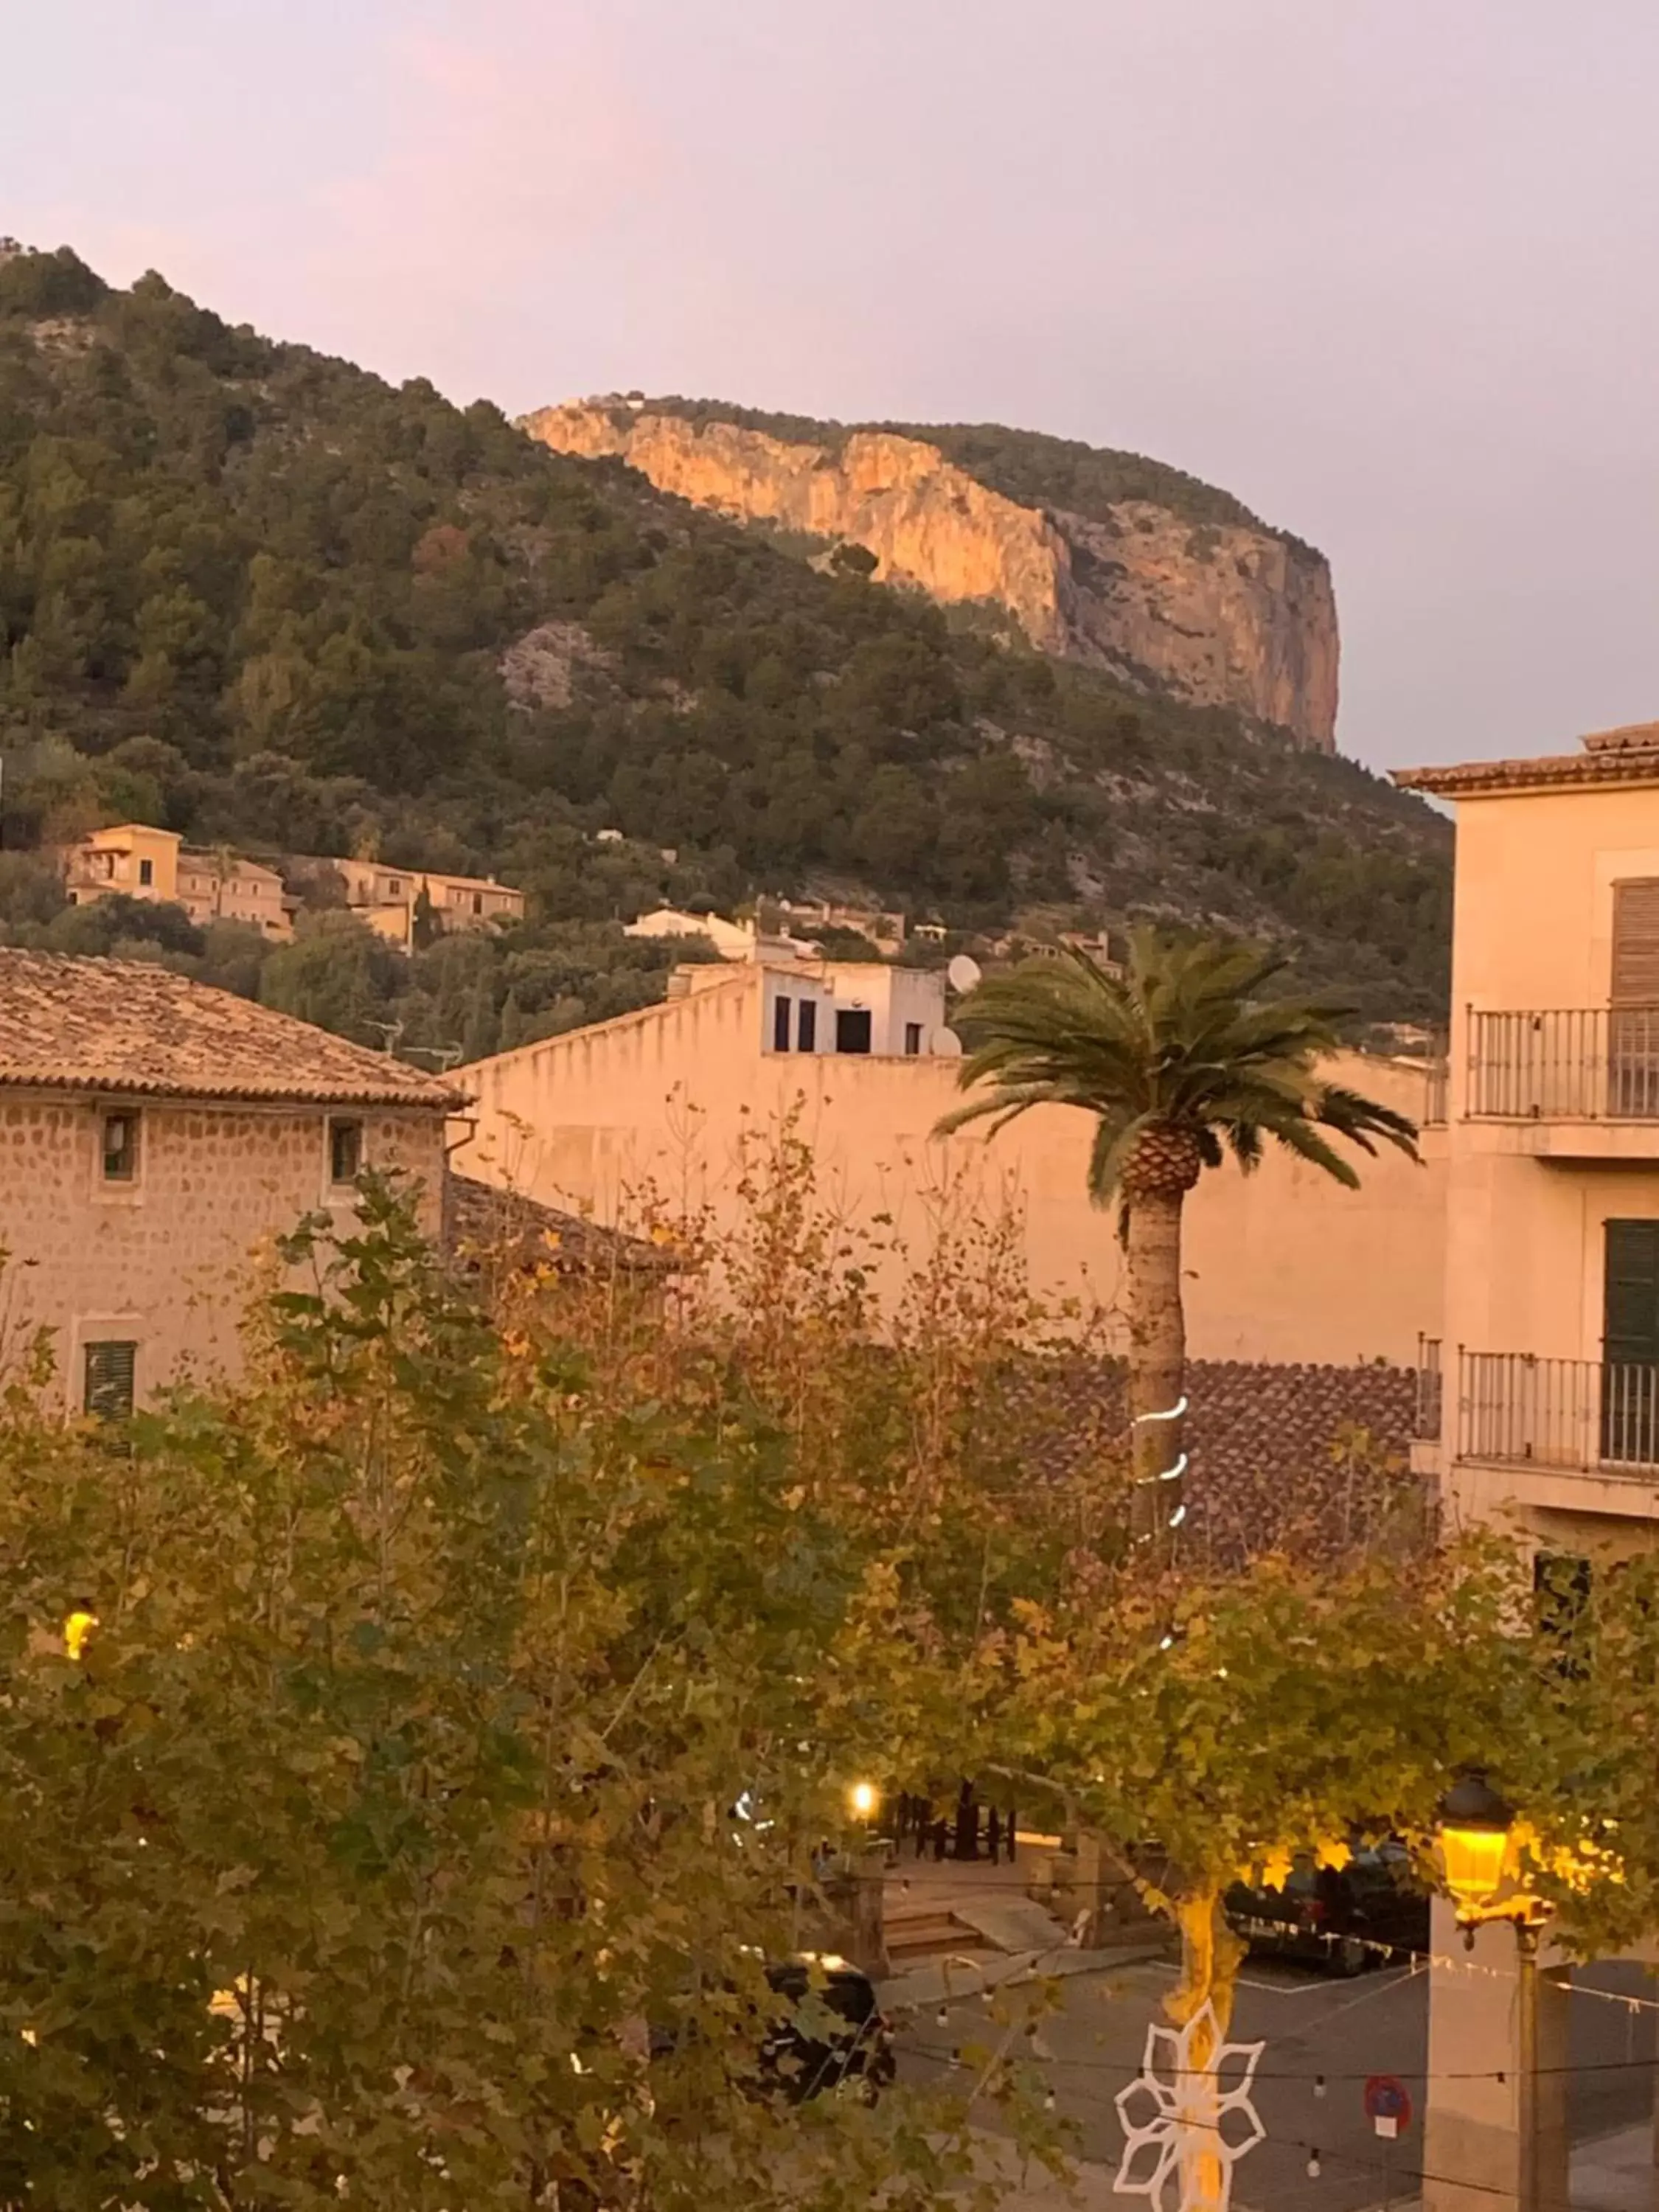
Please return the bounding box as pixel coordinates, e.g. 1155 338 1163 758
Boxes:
5 0 1658 773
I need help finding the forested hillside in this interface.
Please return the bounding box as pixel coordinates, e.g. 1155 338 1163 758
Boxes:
0 245 1451 1052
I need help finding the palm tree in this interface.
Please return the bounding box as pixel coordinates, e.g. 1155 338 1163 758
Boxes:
936 931 1420 1551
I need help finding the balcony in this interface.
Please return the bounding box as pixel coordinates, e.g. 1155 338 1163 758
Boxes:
1455 1352 1659 1480
1465 1008 1659 1156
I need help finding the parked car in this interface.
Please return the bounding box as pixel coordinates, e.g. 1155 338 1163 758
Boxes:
1224 1843 1430 1975
650 1953 895 2104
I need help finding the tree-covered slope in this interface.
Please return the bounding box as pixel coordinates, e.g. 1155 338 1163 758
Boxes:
0 246 1450 1043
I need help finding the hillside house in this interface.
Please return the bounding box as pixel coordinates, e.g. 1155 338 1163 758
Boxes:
62 824 291 939
0 950 464 1410
306 857 524 949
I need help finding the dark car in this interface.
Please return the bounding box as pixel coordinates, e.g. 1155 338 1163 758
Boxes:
650 1954 895 2104
1225 1843 1430 1975
759 1955 895 2101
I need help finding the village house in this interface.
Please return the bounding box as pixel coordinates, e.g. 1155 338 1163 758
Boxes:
62 824 291 940
313 857 524 949
0 949 465 1411
1394 715 1659 2212
452 952 1444 1366
1398 717 1659 1554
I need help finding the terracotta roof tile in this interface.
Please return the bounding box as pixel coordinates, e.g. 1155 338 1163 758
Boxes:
446 1173 680 1276
0 950 467 1109
1394 743 1659 798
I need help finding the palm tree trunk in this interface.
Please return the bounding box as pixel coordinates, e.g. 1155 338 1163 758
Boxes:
1125 1185 1187 1551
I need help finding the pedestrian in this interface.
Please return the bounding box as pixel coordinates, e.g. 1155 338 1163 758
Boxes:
954 1780 979 1863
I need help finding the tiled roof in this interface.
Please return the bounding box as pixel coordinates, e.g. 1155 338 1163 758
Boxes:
1395 729 1659 798
446 1173 680 1276
0 950 467 1108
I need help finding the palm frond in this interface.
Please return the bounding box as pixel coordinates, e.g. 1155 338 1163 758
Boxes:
935 925 1421 1205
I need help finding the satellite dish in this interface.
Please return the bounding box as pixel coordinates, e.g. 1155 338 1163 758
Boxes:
947 954 982 994
936 1029 964 1060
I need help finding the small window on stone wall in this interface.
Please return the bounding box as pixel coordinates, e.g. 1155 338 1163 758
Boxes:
329 1119 364 1186
101 1110 139 1183
83 1340 136 1422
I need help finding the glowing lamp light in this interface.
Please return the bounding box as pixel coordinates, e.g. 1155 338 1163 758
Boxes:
848 1781 879 1821
63 1610 98 1663
1439 1770 1516 1923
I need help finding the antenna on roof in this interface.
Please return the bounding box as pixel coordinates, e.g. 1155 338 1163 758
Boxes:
366 1020 405 1057
404 1042 465 1073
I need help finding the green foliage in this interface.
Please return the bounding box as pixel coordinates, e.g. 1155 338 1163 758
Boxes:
0 1183 1054 2211
0 257 1452 1026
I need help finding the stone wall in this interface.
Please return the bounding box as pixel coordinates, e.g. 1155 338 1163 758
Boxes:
0 1091 448 1406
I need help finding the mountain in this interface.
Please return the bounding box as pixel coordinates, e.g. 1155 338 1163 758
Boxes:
524 400 1340 749
0 243 1450 1047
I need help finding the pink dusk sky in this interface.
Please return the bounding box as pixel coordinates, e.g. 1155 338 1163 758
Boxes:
6 0 1657 773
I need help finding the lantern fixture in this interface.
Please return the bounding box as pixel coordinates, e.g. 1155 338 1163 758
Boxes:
1439 1770 1517 1926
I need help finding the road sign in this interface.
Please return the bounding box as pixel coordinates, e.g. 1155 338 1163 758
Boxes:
1363 2075 1413 2138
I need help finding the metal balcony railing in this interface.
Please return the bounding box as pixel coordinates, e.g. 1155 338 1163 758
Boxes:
1467 1006 1659 1120
1456 1352 1659 1473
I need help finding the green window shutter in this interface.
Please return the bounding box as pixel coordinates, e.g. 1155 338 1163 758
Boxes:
83 1340 136 1422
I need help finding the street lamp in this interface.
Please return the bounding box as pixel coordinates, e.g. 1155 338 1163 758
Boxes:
1439 1769 1517 1930
848 1780 878 1823
1437 1771 1554 2212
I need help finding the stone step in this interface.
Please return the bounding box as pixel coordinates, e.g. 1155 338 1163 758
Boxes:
883 1909 983 1961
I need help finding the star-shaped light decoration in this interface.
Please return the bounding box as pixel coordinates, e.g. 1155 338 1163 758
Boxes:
1113 2003 1266 2212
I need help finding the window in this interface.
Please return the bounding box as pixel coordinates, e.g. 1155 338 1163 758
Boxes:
797 1000 817 1052
101 1111 139 1183
773 995 793 1051
904 1022 923 1057
835 1009 872 1055
329 1119 364 1186
83 1341 136 1422
472 892 483 915
387 877 402 896
1602 1220 1659 1461
138 858 153 886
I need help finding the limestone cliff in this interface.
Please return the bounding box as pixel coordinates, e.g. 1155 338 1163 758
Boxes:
521 400 1339 748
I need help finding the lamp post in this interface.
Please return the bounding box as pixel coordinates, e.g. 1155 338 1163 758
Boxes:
1436 1771 1552 2212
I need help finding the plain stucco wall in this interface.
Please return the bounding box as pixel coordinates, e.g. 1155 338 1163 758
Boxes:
456 970 1444 1366
0 1091 448 1406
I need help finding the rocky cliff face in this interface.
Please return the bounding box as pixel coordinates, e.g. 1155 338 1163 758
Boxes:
521 402 1340 748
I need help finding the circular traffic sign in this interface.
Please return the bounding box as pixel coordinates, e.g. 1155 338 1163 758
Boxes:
1363 2075 1413 2134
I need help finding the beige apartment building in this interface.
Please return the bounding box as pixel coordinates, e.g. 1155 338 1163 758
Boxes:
0 950 463 1410
63 824 291 939
1396 718 1659 2212
1399 719 1659 1554
453 953 1443 1366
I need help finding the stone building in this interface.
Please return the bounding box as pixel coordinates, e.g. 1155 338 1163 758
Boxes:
0 949 465 1413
